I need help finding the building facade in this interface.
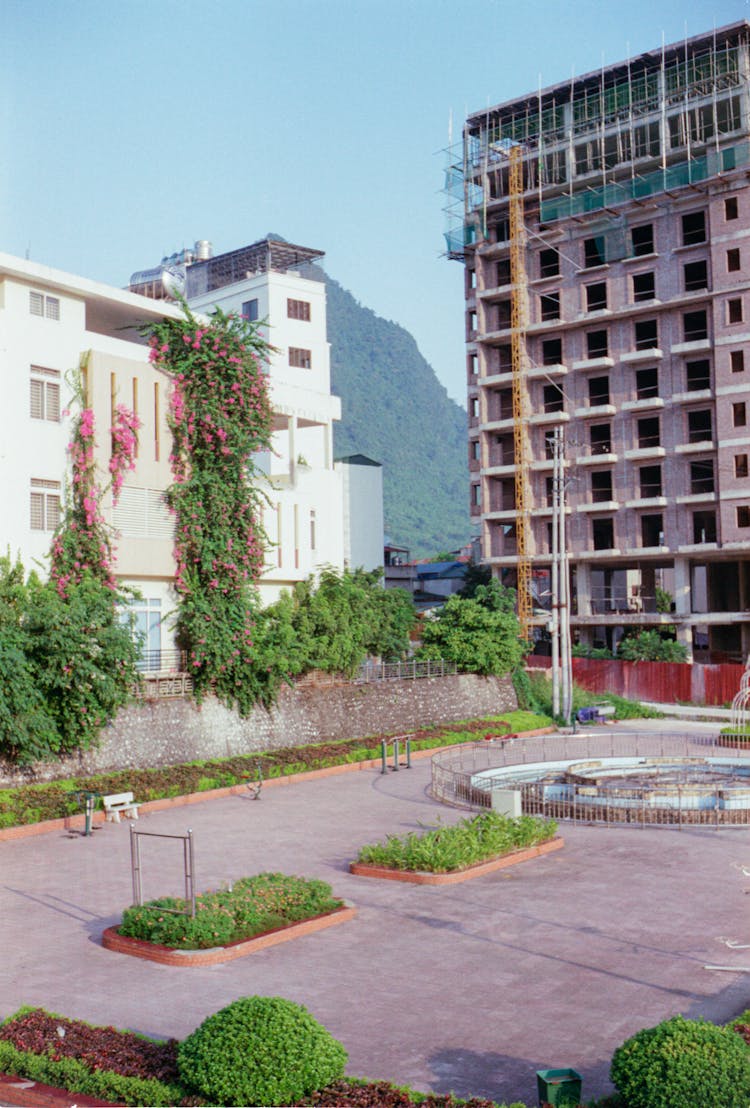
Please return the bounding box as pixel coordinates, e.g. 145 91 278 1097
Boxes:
450 21 750 661
0 251 183 664
179 238 345 601
0 237 350 667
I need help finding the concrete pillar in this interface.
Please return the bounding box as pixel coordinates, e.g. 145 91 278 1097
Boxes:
641 565 656 612
676 622 694 662
673 557 691 616
575 561 592 617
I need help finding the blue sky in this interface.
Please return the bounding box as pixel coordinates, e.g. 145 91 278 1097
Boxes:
2 0 747 404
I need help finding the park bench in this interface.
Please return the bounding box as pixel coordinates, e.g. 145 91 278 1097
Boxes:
102 791 140 823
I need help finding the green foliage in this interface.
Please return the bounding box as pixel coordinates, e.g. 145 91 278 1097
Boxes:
120 872 342 949
609 1014 750 1108
572 642 614 659
145 303 274 715
356 810 557 873
655 586 674 614
0 556 138 764
415 582 525 676
458 559 492 599
526 672 663 721
24 574 141 755
177 996 347 1106
326 274 469 556
270 567 416 677
616 629 688 662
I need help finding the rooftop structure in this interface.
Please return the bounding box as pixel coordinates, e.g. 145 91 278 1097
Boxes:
451 21 750 662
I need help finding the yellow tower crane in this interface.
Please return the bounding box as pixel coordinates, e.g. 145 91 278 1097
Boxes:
507 144 532 642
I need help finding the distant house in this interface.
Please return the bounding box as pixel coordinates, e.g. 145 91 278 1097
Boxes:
415 560 468 603
334 454 384 573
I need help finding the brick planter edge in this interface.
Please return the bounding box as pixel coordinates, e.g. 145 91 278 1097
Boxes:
101 902 356 965
349 835 564 885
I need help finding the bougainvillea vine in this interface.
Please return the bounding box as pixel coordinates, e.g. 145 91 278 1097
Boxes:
50 363 140 599
144 304 273 712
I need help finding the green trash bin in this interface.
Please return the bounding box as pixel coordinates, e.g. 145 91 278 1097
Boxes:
536 1067 582 1107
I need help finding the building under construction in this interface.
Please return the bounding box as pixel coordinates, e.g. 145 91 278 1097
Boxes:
449 20 750 662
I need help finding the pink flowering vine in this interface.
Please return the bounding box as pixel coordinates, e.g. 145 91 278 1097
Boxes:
143 304 273 713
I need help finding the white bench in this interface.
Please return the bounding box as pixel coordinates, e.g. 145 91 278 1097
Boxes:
102 791 140 823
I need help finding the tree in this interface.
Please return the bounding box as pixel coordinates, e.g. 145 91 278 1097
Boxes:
415 582 526 676
617 629 688 662
458 559 491 599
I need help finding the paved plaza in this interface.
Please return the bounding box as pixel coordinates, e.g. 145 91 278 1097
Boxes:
2 719 750 1106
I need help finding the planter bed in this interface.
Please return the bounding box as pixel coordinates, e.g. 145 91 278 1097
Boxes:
102 902 356 965
350 836 563 884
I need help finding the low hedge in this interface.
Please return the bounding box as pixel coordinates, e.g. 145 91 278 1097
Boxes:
355 811 557 873
0 711 551 831
0 1008 187 1106
119 872 342 949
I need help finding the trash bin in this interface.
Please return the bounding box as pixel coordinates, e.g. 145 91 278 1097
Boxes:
536 1067 582 1107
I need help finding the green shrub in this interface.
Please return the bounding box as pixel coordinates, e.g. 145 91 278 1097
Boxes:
177 995 347 1106
610 1014 750 1108
0 1038 185 1107
356 810 556 873
119 872 341 949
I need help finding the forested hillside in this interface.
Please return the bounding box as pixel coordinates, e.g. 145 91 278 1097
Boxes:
325 275 470 558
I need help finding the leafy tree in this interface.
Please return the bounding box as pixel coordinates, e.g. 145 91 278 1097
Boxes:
25 573 141 756
415 582 525 676
616 629 688 662
278 568 415 677
458 559 491 599
0 557 58 763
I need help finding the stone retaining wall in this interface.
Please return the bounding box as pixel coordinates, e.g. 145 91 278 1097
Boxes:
0 673 516 785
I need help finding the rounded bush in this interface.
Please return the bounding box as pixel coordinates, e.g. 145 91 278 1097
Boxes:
177 995 347 1106
610 1014 750 1108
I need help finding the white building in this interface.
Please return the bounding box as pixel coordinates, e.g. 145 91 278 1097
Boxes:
0 251 182 663
334 454 384 572
0 237 351 666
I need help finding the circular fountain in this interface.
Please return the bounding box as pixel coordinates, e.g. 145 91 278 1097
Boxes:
431 732 750 827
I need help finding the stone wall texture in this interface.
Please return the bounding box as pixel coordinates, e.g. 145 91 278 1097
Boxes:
0 673 516 785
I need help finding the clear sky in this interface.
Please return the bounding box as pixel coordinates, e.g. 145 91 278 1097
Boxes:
2 0 747 404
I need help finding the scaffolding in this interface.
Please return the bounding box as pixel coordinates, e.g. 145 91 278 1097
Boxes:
442 24 750 252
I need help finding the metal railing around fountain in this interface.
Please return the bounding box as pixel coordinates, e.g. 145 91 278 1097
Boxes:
431 731 750 829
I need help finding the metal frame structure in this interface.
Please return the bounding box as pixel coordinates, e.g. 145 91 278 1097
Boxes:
129 825 196 918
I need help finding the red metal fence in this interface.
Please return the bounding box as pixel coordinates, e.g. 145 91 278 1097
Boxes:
527 656 745 706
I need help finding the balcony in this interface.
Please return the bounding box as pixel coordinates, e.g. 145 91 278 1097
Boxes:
576 451 618 466
576 500 619 513
621 397 665 413
624 446 666 461
673 389 711 404
529 411 570 426
572 356 614 372
574 403 616 420
621 348 664 363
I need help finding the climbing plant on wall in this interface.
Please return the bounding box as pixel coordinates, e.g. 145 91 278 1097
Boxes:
50 363 139 598
144 304 274 713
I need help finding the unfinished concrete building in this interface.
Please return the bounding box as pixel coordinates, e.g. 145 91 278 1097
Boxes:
448 21 750 662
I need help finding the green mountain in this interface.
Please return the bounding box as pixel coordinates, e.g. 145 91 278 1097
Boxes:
325 275 470 559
